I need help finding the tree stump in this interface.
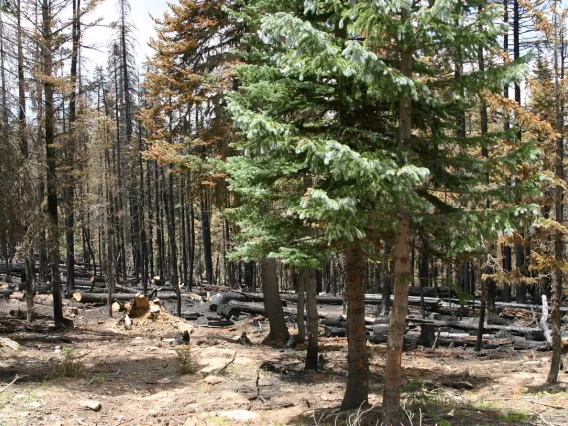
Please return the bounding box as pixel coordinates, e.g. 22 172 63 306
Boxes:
417 324 435 347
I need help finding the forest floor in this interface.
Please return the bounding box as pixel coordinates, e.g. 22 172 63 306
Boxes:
1 291 568 426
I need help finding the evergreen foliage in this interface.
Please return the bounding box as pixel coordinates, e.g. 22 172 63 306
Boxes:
227 0 542 270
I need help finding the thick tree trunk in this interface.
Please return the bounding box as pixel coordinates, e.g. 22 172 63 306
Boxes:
260 258 289 347
304 268 319 371
340 243 368 410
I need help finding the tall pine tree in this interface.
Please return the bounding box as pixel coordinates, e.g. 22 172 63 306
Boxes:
227 0 543 418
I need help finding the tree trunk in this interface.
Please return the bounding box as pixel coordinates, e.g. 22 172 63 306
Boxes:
163 169 180 316
378 244 393 317
419 238 429 319
383 42 412 423
502 0 513 304
383 217 411 421
25 256 34 322
340 243 368 410
201 193 214 285
547 5 564 385
42 0 63 327
295 272 305 343
476 19 491 349
304 268 319 371
17 0 27 157
65 0 81 294
189 203 195 290
260 258 289 346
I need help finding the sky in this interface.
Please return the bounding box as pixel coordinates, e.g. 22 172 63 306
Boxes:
82 0 176 75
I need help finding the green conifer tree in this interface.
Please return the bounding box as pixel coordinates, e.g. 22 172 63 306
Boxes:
227 0 544 417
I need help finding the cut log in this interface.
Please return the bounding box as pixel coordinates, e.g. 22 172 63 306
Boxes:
181 312 201 321
221 305 241 319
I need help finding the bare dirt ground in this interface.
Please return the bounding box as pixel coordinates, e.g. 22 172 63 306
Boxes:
1 292 568 426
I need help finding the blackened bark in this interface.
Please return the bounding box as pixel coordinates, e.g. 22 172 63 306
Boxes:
261 258 289 346
304 268 319 371
378 243 392 317
181 183 188 290
188 203 195 291
502 0 513 304
65 0 81 294
25 256 34 322
419 238 429 319
341 243 368 409
162 169 180 316
201 193 214 285
42 0 63 327
295 272 305 343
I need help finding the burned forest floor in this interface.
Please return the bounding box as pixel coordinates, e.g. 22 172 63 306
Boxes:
1 292 568 426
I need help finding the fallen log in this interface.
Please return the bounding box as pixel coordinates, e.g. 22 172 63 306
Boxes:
325 327 346 338
72 292 183 304
207 320 234 327
238 291 441 308
228 300 330 318
512 336 549 351
210 292 249 312
228 300 292 316
72 282 139 294
409 317 541 336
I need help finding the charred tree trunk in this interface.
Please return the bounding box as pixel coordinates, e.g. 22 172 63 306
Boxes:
42 0 63 327
378 244 392 316
295 272 305 344
200 192 214 285
502 0 513 304
25 257 34 322
304 268 319 371
260 258 289 347
340 243 369 410
65 0 81 294
163 169 180 316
